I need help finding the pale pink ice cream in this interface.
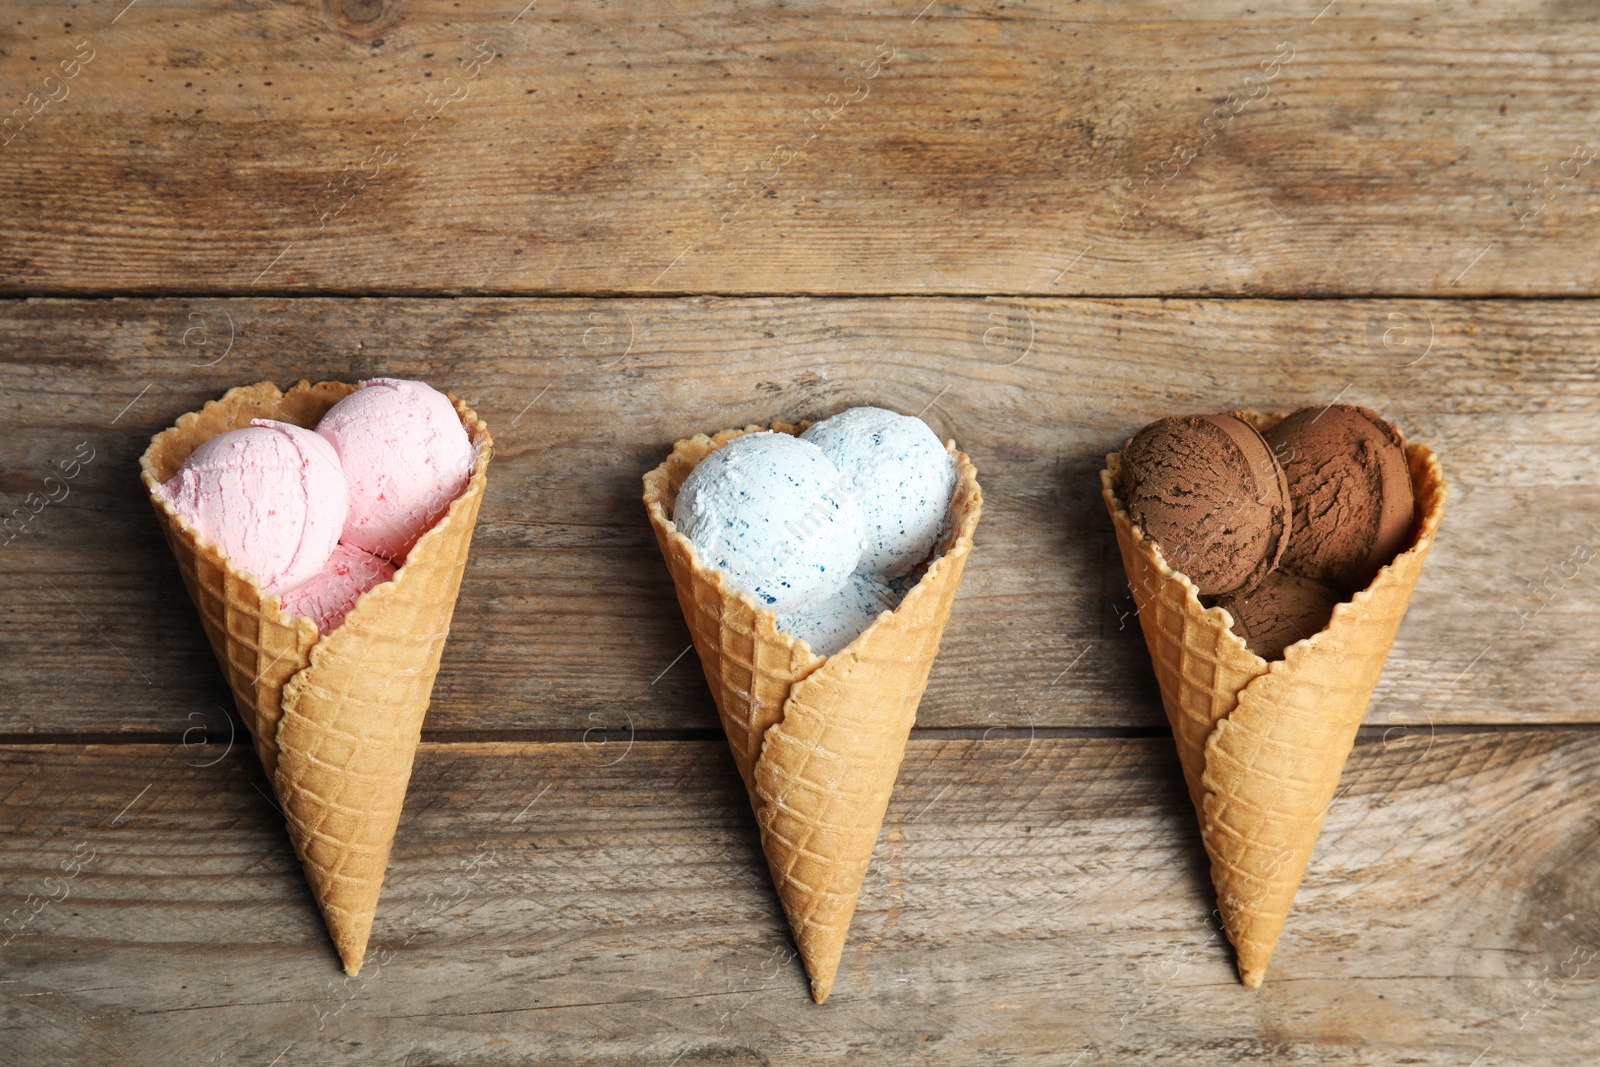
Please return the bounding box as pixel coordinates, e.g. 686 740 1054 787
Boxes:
279 542 397 634
315 379 473 563
160 419 348 595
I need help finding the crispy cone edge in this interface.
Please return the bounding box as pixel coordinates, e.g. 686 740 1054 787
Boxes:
643 423 982 1002
140 379 493 975
1100 412 1446 988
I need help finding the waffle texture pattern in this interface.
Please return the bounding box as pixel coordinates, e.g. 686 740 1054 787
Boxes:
645 423 982 1002
1101 412 1446 988
141 380 493 976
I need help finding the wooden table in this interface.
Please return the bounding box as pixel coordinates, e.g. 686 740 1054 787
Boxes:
3 3 1598 1063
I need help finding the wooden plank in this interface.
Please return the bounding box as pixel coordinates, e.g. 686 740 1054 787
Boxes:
1 733 1597 1064
2 2 1599 295
2 296 1597 736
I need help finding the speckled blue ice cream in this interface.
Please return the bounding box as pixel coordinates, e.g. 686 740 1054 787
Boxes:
800 406 956 578
672 431 865 612
777 571 901 657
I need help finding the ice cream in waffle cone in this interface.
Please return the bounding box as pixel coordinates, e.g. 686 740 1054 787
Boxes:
1102 412 1446 987
644 422 982 1002
140 380 493 975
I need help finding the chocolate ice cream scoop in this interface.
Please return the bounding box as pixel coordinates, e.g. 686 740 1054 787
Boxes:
1218 570 1341 660
1119 413 1292 598
1264 404 1415 594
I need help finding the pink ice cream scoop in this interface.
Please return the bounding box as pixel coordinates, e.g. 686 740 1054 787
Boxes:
315 378 473 563
279 542 397 634
160 419 348 596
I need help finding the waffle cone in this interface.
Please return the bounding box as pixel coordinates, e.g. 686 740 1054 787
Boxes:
1101 412 1446 988
644 424 982 1003
140 380 493 976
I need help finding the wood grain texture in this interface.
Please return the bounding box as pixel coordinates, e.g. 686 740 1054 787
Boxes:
2 1 1599 295
2 3 1595 1061
2 733 1597 1065
2 296 1597 736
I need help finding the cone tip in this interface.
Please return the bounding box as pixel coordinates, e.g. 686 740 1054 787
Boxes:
810 976 833 1004
1239 965 1264 989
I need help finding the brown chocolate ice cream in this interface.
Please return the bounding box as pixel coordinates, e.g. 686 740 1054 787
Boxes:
1218 570 1341 660
1264 404 1415 594
1119 413 1292 598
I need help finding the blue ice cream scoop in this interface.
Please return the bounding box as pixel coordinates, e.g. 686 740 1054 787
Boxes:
800 406 956 578
672 431 865 612
777 571 901 658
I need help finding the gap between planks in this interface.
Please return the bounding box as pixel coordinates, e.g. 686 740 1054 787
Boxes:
2 723 1597 748
9 289 1600 302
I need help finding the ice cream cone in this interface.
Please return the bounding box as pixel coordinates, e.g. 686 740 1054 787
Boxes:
643 424 982 1003
140 380 493 975
1101 412 1446 988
